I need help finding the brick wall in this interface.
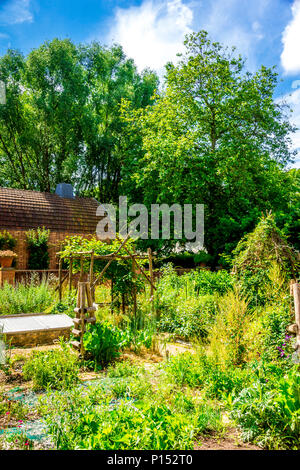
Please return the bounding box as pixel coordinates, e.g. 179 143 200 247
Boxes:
6 230 94 270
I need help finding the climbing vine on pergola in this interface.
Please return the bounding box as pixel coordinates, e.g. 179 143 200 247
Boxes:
57 234 155 315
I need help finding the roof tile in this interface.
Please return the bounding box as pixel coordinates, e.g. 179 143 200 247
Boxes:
0 187 101 233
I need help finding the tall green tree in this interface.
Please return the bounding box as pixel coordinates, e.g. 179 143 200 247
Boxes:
0 39 158 198
123 31 297 262
75 43 158 202
0 39 87 191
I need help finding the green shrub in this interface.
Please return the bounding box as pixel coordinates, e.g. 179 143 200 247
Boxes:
106 360 144 378
0 230 16 251
83 322 128 366
261 300 294 361
209 289 251 366
26 227 50 269
163 352 251 399
109 377 151 400
232 215 299 306
191 269 233 296
159 295 218 340
39 382 221 450
0 280 53 314
230 367 300 449
155 265 222 340
23 344 79 391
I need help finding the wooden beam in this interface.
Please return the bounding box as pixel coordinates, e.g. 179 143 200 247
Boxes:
92 235 130 289
58 258 62 301
116 236 156 291
89 251 94 301
148 247 154 299
132 258 137 317
55 272 68 293
292 282 300 355
79 255 84 282
68 257 73 293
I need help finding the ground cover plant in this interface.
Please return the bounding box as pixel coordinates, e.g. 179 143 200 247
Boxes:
22 343 79 391
37 362 222 450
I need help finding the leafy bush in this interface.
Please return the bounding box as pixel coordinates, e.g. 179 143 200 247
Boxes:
83 322 128 366
23 344 79 391
163 352 250 399
191 269 233 296
49 294 76 316
261 300 294 361
39 381 221 450
232 215 299 305
0 280 53 314
0 389 29 421
0 230 16 251
209 289 251 366
159 295 218 340
155 265 223 340
26 227 50 269
230 367 300 449
106 360 145 378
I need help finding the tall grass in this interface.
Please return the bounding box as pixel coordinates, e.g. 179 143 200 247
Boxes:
0 279 53 314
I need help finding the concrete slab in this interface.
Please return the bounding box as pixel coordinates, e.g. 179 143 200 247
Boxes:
0 314 73 334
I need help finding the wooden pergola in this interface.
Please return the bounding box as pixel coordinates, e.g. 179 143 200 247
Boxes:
56 236 156 356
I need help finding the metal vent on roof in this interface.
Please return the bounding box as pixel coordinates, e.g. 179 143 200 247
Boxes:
55 183 75 199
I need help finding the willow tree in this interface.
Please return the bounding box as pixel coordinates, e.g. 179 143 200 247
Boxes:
0 39 158 198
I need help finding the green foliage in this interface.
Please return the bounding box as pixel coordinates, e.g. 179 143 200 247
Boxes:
83 322 128 366
83 321 154 366
209 288 251 366
0 230 16 251
163 352 250 399
123 31 295 261
106 360 145 378
23 344 79 391
26 227 50 269
155 265 230 340
61 235 144 303
39 379 221 450
230 367 300 449
0 39 158 197
191 269 233 296
232 214 299 305
261 300 294 361
159 295 217 340
0 279 53 314
49 294 76 316
0 389 29 421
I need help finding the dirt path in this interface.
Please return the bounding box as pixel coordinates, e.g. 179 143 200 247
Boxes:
195 428 261 450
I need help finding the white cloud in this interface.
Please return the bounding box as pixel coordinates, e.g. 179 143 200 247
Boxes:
108 0 193 72
281 0 300 74
0 0 33 25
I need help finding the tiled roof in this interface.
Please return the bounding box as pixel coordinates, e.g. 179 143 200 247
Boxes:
0 187 101 233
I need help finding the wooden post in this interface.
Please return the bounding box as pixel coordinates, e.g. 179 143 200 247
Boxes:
292 282 300 355
58 257 62 302
89 251 95 301
132 258 137 318
148 248 154 300
79 283 85 357
69 257 73 293
79 255 84 282
71 281 96 355
111 277 114 315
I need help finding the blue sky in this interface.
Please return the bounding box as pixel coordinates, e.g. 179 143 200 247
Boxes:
0 0 300 166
